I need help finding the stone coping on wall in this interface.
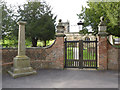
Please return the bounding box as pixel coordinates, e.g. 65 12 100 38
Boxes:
107 39 120 49
107 35 120 47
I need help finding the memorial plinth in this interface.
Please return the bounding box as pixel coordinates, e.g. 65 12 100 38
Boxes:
8 21 36 78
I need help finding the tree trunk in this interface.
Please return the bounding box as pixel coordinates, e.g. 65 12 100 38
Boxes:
3 39 4 43
32 37 38 47
43 40 46 47
2 36 5 43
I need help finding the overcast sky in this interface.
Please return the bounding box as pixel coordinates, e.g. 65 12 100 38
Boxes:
5 0 88 32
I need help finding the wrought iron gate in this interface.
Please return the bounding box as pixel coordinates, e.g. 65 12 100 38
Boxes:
64 38 98 69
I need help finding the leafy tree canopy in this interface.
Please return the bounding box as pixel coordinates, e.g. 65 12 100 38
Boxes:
1 1 17 42
77 1 120 37
17 1 56 47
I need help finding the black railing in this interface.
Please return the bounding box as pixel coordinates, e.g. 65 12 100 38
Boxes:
64 38 98 69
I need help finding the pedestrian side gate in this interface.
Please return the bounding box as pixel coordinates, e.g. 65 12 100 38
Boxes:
64 38 98 69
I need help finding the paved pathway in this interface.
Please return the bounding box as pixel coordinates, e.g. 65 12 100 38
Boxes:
2 69 118 88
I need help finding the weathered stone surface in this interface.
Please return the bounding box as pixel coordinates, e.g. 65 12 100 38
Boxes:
17 21 26 56
98 16 108 36
8 21 36 78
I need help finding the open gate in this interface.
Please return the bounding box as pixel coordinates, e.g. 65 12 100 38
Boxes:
64 38 98 69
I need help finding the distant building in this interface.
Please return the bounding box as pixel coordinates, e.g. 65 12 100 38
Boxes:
62 21 70 33
61 21 96 41
65 33 96 41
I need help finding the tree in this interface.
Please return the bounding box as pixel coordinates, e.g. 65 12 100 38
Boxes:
1 1 16 43
77 2 120 36
38 13 56 46
79 28 89 35
17 1 56 47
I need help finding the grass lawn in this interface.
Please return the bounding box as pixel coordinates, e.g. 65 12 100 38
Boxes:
2 39 54 48
1 39 18 47
65 47 96 67
66 47 96 60
37 40 54 47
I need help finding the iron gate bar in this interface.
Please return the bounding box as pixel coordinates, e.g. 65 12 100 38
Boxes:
79 40 83 69
64 39 98 69
87 41 88 61
64 38 67 68
92 42 94 61
95 38 98 69
83 41 97 42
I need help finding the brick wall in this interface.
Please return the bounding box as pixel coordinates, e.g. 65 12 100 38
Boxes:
107 42 119 70
2 35 119 71
98 36 108 70
118 48 120 70
2 37 65 72
98 36 119 70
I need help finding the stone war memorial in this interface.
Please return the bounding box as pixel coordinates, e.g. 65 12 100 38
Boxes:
2 17 120 78
8 21 37 78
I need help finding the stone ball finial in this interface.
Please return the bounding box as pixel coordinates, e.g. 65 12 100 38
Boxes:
99 16 106 26
100 16 104 22
59 19 62 23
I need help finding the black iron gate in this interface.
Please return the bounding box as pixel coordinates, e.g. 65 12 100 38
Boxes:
64 38 98 69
